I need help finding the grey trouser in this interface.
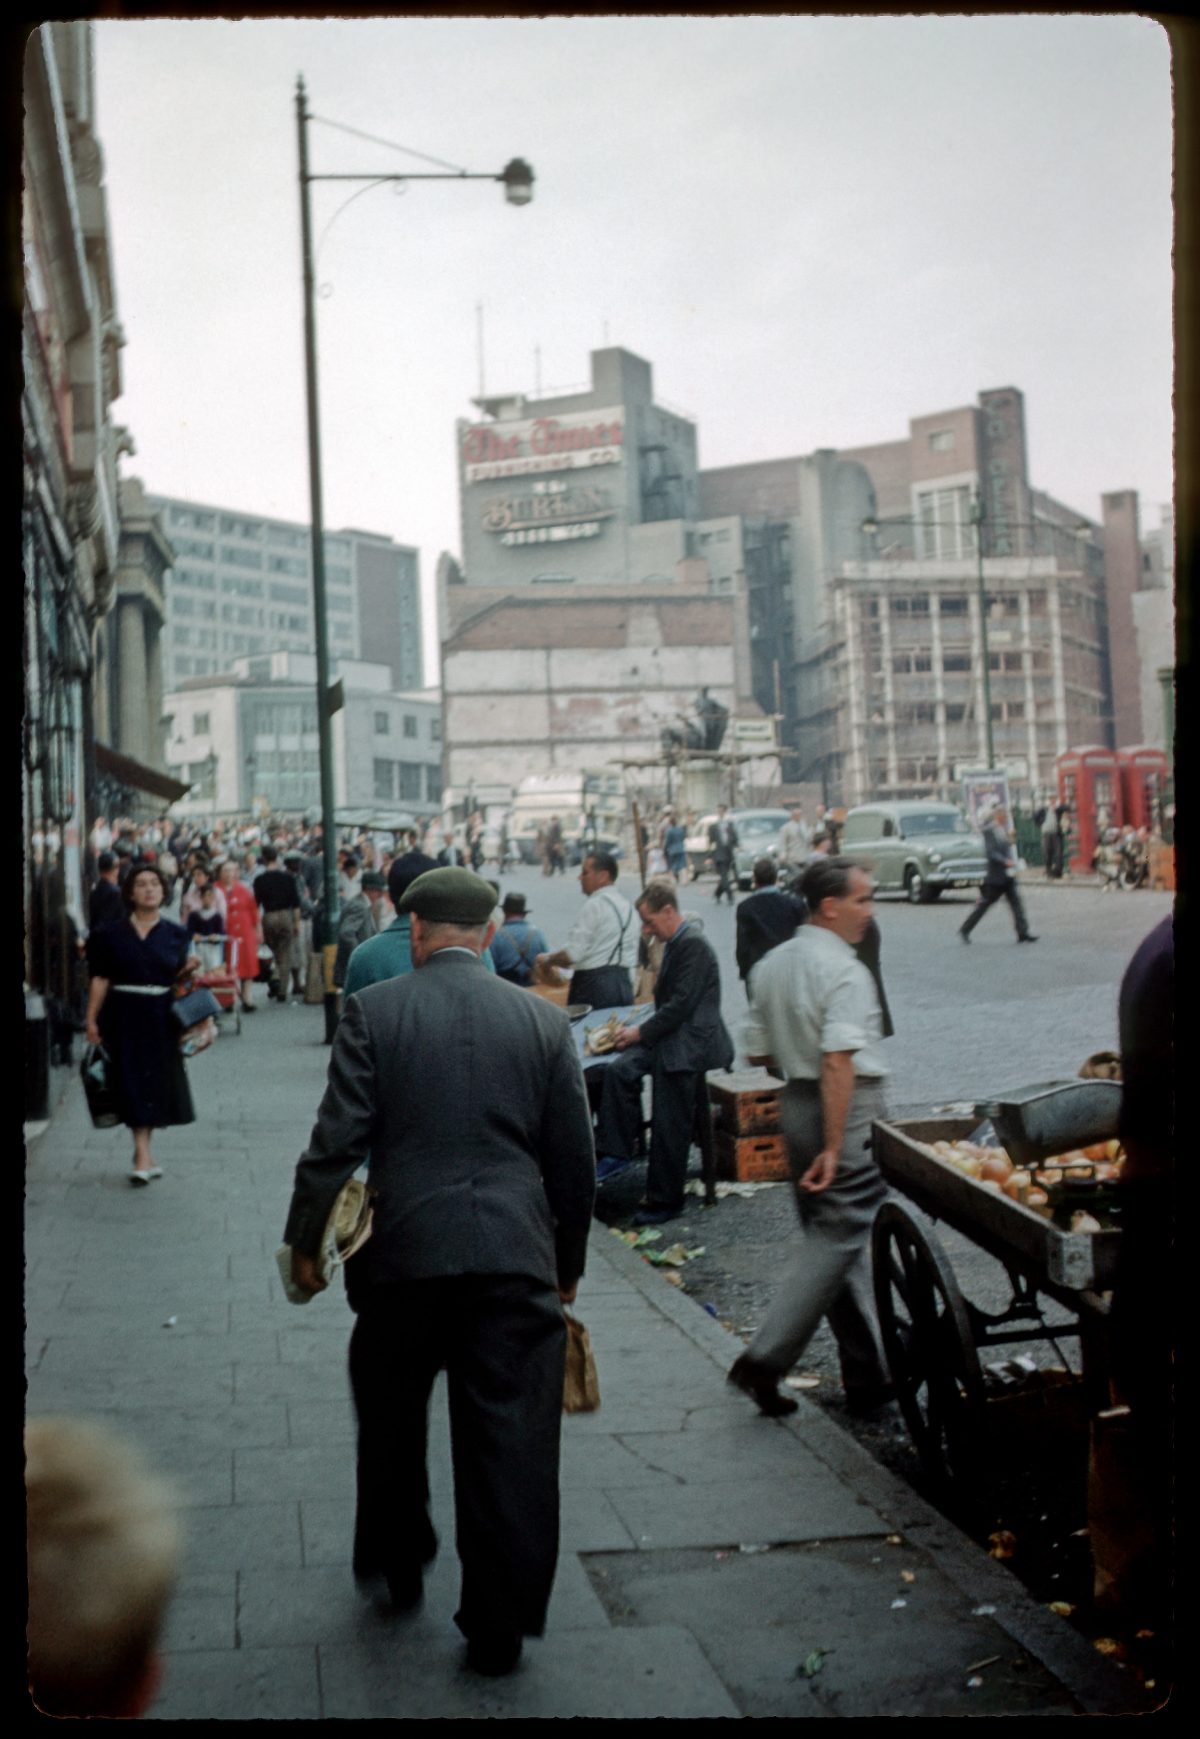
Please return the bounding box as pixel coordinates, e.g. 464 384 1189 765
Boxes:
262 910 296 991
747 1078 890 1393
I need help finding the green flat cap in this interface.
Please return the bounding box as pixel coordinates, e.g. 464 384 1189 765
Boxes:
398 867 498 924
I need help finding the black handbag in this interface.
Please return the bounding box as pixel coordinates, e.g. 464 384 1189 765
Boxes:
169 987 222 1033
80 1044 122 1129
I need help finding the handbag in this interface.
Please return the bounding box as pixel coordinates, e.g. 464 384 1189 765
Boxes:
275 1178 375 1305
169 987 222 1033
80 1044 122 1129
563 1310 601 1414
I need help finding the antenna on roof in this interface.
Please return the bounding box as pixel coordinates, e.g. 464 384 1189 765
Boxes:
534 343 542 394
476 302 486 398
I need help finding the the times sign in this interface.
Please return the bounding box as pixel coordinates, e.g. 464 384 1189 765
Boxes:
462 409 624 483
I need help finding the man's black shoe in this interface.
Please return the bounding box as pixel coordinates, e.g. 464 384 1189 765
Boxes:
384 1563 424 1611
1018 934 1039 943
958 928 971 943
727 1353 799 1417
845 1382 897 1417
465 1633 523 1676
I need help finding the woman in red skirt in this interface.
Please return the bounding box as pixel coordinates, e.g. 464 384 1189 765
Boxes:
217 857 262 1012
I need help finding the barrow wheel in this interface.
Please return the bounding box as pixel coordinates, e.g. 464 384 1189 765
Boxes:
872 1200 986 1489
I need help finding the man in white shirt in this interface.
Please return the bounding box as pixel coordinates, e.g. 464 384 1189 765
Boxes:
536 852 638 1009
777 806 810 878
729 857 893 1419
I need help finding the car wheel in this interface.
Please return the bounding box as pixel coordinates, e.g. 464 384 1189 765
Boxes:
905 868 925 905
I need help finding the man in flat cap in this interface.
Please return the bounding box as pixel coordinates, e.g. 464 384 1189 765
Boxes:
283 868 596 1678
333 869 388 992
341 852 437 997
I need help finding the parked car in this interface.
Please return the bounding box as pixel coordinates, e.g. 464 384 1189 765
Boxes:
730 808 792 888
840 801 987 903
682 807 792 886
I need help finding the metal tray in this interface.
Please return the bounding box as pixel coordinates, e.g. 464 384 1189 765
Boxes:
973 1079 1122 1166
873 1115 1120 1293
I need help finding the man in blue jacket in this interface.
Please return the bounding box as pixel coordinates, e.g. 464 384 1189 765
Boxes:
594 880 733 1223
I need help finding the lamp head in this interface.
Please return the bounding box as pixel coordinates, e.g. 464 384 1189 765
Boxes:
501 158 535 206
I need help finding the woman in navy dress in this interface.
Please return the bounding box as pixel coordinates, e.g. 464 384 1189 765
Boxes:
85 865 198 1186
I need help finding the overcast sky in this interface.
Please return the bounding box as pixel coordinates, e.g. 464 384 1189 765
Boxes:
91 14 1173 679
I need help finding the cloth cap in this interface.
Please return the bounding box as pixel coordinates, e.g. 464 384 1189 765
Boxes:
361 871 386 892
502 893 528 916
398 867 497 925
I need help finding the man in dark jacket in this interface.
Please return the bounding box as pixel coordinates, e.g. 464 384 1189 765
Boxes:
735 857 808 987
594 880 734 1223
283 868 595 1678
88 852 125 933
958 803 1037 943
707 806 739 904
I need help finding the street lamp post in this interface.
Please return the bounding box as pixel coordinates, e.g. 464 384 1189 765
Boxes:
970 494 997 770
295 77 533 1041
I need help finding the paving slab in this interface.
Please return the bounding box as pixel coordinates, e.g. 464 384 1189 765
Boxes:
25 1002 1141 1719
315 1624 741 1720
148 1647 321 1720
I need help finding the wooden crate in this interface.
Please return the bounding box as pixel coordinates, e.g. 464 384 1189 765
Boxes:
714 1130 790 1183
1149 841 1175 891
707 1070 781 1135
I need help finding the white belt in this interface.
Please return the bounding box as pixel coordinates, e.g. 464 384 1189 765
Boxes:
111 984 171 996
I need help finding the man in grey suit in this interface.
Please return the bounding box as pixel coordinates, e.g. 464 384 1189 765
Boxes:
284 868 595 1677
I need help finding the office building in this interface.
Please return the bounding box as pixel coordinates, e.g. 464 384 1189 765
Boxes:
148 495 423 695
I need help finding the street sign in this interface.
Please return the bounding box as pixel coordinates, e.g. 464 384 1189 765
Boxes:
732 718 776 747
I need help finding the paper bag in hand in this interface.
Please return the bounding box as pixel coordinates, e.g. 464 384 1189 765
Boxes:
275 1178 375 1305
563 1311 601 1413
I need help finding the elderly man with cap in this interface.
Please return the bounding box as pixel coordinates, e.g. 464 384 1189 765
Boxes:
334 869 388 992
284 867 595 1677
341 852 437 998
489 892 549 987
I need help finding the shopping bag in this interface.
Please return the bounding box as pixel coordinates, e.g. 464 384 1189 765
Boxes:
563 1310 601 1414
169 987 222 1033
80 1044 121 1129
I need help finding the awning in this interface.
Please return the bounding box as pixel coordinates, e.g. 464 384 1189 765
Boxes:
94 742 190 804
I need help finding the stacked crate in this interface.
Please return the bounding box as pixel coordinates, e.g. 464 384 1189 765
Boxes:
707 1070 789 1182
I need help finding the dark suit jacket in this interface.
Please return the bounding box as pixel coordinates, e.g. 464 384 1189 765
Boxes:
707 820 739 866
735 887 808 982
284 950 596 1291
637 925 734 1074
88 879 125 932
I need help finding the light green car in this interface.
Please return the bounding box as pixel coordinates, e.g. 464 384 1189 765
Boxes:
840 801 987 904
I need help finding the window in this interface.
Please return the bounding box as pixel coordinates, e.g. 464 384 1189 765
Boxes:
219 515 263 540
431 719 442 741
221 547 264 572
170 506 217 532
943 654 971 673
269 582 308 605
425 764 443 803
373 759 396 800
192 712 210 735
403 716 417 739
173 537 215 560
945 703 966 723
268 524 309 550
399 762 422 801
929 429 956 452
374 712 390 735
173 626 191 645
940 596 968 616
916 487 977 560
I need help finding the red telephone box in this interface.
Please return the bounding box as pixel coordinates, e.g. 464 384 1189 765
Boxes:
1117 746 1169 834
1056 746 1123 874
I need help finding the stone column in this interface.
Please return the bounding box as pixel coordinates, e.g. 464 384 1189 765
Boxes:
145 618 164 769
117 598 148 763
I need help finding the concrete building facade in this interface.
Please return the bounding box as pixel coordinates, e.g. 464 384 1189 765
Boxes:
148 495 423 695
700 387 1144 806
444 348 762 803
163 653 442 823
